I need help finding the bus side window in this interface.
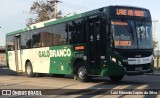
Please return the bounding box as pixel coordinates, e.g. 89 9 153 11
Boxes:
54 23 68 46
31 29 41 48
6 35 15 51
41 26 53 47
68 18 86 44
21 31 32 49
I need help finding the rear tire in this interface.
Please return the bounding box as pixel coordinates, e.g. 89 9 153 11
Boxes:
74 62 89 82
109 75 124 82
26 62 35 77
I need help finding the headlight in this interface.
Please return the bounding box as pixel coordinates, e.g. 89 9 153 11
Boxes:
112 57 116 62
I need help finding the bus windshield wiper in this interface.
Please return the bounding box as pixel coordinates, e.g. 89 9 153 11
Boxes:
136 19 146 42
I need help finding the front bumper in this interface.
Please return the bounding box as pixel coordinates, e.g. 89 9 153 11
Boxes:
123 63 153 75
125 68 153 75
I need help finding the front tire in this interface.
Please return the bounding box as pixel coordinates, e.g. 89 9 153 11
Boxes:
74 62 89 82
109 75 124 82
26 62 35 77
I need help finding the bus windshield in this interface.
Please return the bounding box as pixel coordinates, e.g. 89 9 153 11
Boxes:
111 19 153 49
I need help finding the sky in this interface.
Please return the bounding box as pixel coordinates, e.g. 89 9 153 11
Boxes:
0 0 160 49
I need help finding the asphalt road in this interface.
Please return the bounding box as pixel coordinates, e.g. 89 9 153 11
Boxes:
0 64 160 98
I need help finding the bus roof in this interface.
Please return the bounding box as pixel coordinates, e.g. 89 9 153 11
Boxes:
6 5 149 36
6 8 105 36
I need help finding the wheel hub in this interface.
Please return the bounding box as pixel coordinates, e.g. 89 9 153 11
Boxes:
78 66 87 79
27 66 31 75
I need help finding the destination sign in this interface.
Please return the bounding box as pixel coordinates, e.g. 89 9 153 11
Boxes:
110 7 150 18
111 21 128 26
114 40 132 47
116 9 145 17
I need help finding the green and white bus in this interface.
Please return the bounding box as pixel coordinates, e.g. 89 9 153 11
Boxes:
6 6 153 82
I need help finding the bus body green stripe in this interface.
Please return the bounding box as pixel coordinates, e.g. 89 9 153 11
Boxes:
49 45 73 74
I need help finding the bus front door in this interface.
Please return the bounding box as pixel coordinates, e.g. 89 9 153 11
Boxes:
87 17 101 75
14 35 22 73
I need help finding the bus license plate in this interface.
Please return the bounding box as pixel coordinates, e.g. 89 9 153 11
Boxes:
135 67 142 71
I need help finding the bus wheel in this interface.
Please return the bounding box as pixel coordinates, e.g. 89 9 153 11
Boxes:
26 62 35 77
109 75 124 82
75 62 89 82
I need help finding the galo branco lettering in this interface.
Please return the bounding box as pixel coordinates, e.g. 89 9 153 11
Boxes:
39 48 71 57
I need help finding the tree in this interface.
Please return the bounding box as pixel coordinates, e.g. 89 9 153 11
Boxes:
27 0 62 26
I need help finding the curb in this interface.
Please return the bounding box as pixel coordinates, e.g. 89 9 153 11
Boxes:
153 73 160 76
145 72 160 76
